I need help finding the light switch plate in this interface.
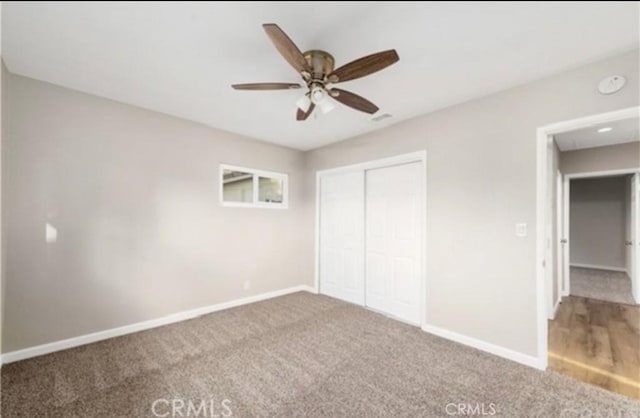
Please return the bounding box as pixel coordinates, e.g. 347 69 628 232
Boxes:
516 223 527 237
45 223 58 243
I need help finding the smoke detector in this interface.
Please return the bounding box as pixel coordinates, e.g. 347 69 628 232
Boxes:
598 75 626 95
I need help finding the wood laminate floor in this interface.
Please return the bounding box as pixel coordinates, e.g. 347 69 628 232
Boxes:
549 295 640 399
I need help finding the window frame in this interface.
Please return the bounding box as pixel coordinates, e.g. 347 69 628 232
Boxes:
219 164 289 209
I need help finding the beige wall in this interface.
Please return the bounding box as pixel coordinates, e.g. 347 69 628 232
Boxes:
305 49 639 357
3 73 312 352
560 141 640 174
4 48 638 360
570 177 628 269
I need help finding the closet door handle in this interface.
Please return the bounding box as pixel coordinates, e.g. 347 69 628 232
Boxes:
625 240 633 246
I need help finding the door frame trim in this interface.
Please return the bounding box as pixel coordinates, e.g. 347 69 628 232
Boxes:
565 168 640 179
536 105 640 371
314 150 428 328
562 175 570 297
555 169 564 305
633 173 640 304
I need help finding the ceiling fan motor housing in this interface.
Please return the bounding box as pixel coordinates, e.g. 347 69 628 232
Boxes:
303 50 335 82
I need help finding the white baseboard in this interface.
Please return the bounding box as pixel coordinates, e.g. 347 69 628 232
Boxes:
1 285 315 365
570 263 626 272
422 323 545 370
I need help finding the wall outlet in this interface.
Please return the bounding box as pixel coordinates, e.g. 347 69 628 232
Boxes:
516 223 527 237
243 280 251 291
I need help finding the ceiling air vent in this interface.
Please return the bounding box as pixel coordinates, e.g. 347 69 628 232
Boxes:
372 113 392 122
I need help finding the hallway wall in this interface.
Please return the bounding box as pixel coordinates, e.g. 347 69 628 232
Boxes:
570 176 628 270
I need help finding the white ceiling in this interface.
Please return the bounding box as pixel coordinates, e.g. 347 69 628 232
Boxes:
3 2 639 151
555 117 639 151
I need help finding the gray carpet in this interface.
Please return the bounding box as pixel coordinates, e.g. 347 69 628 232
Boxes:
2 292 639 417
571 266 637 305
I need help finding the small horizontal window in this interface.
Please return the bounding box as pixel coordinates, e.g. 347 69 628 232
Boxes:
220 164 288 209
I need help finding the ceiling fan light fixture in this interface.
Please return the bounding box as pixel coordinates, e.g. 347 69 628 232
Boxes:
310 86 327 104
318 98 335 114
296 94 311 111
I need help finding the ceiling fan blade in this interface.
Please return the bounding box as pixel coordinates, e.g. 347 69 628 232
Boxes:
232 83 301 90
328 50 399 83
262 23 310 74
330 88 379 114
296 102 315 121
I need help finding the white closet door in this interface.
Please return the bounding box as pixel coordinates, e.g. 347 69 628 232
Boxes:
366 162 422 324
319 171 365 305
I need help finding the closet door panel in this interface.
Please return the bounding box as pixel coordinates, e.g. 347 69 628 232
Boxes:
366 162 422 324
319 171 365 305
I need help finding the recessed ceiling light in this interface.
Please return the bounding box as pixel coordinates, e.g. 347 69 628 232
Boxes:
597 127 613 133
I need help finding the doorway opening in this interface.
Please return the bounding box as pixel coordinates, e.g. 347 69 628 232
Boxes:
537 107 640 399
562 173 638 305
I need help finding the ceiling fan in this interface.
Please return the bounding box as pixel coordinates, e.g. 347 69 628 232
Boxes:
232 23 399 121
